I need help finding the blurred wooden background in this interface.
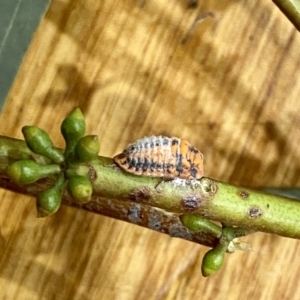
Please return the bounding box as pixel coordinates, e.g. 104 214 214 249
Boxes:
1 0 300 299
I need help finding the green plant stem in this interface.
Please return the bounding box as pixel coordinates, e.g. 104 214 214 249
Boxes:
0 136 219 248
66 159 300 239
273 0 300 31
1 136 300 240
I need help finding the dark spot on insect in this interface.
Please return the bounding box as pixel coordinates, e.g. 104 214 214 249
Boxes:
168 163 175 171
167 164 172 171
121 160 127 165
129 158 137 169
182 194 201 211
129 186 151 202
144 142 149 147
143 158 150 171
116 153 126 160
135 159 143 170
177 170 183 177
130 146 135 151
238 190 249 199
150 141 155 147
176 155 184 173
163 138 168 145
188 145 198 153
172 139 179 145
190 167 197 178
150 161 157 171
123 149 129 156
155 140 160 146
248 206 262 218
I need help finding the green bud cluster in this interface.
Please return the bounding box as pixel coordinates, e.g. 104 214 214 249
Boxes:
7 107 99 217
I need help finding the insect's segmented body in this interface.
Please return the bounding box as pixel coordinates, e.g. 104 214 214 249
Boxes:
113 136 204 180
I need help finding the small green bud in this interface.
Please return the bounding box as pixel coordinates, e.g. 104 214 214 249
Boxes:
22 126 64 164
74 135 100 162
180 214 222 238
201 243 227 277
61 107 86 159
7 160 61 185
37 174 64 217
67 175 93 204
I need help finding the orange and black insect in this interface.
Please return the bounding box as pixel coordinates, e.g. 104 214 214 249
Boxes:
113 136 204 180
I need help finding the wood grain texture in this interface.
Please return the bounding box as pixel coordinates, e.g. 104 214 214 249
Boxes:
1 0 300 299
